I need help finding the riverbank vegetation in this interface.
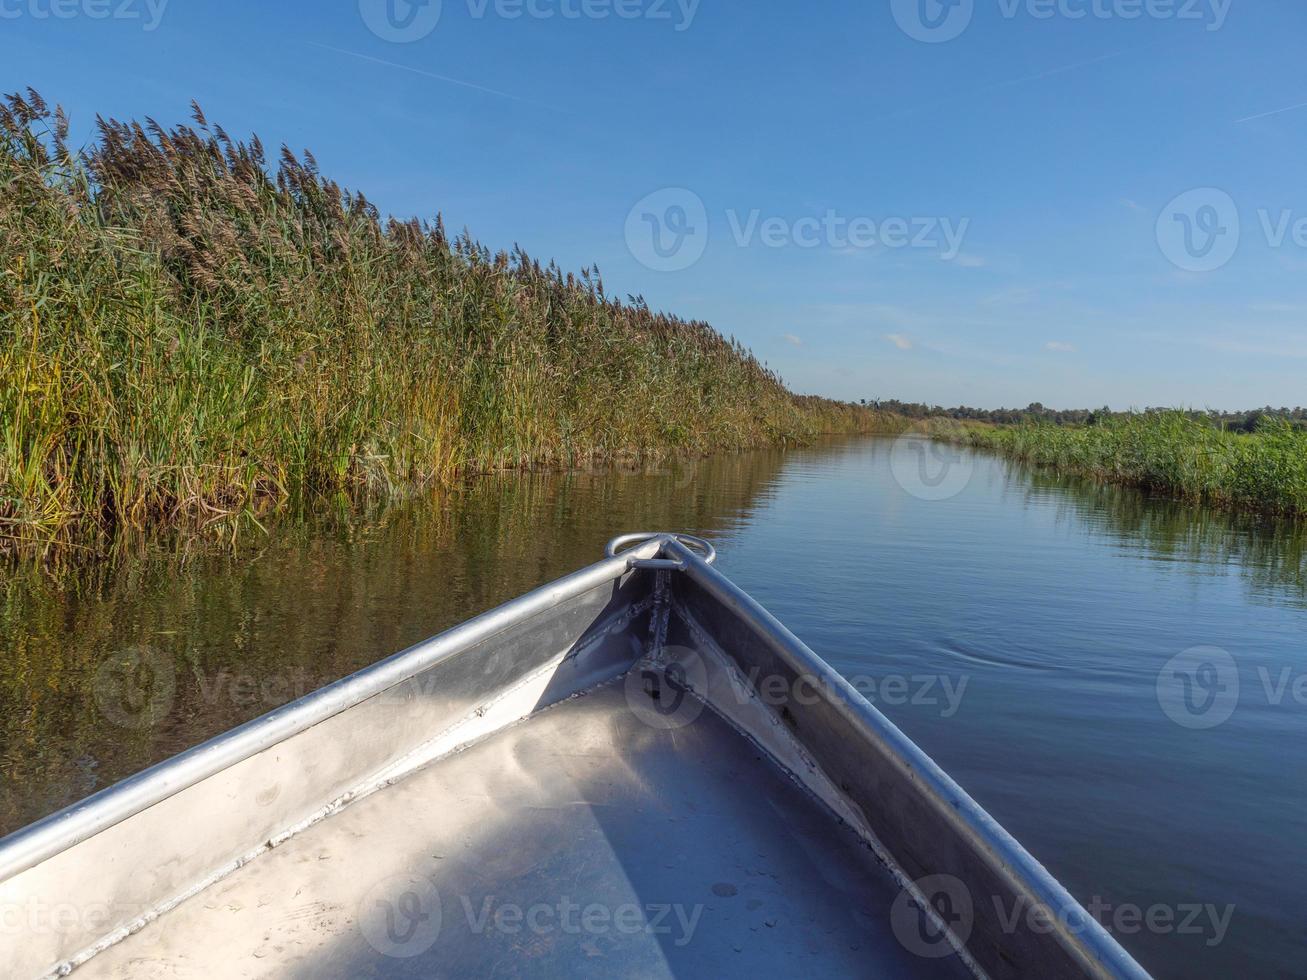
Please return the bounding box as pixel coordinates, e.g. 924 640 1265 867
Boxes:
874 399 1307 432
0 90 895 557
956 413 1307 517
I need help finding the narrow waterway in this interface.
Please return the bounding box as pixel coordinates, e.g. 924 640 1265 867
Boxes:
2 436 1304 978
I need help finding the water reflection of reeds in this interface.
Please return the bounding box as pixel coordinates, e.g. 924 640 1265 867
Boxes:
1008 460 1307 605
0 448 794 835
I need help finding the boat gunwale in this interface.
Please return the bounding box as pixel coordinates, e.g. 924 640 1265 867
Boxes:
662 536 1151 980
0 538 662 885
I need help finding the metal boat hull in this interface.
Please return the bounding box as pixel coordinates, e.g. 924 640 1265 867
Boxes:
0 534 1150 979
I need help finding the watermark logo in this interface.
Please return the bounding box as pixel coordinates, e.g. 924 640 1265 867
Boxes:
1157 190 1307 273
624 654 969 730
1257 665 1307 711
892 0 975 42
749 668 970 717
891 874 975 958
465 0 700 30
1157 646 1239 730
890 434 975 502
725 210 969 258
1156 188 1240 273
460 895 703 946
360 0 699 41
892 877 1235 959
92 645 175 730
892 0 1230 41
0 898 158 936
625 192 970 272
623 648 708 730
359 0 443 42
625 188 709 273
359 874 443 958
1073 897 1234 947
0 0 170 30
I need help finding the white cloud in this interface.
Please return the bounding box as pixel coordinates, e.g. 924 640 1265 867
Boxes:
783 333 803 347
885 333 914 351
833 243 882 257
981 281 1075 306
953 254 987 268
1044 341 1077 353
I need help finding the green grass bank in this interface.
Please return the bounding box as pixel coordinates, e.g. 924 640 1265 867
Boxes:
955 413 1307 517
0 90 898 556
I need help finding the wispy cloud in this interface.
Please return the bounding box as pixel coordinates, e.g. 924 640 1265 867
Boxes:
953 254 987 268
873 48 1136 123
984 49 1132 93
1195 337 1307 359
1121 198 1145 212
307 42 561 111
1248 302 1307 314
1044 341 1077 353
979 281 1077 306
1236 99 1307 125
885 333 913 351
783 333 803 347
980 285 1042 306
808 302 1015 334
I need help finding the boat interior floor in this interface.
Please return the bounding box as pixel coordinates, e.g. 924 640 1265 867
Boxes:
81 681 974 979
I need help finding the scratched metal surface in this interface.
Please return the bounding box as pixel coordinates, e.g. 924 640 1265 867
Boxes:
82 682 966 979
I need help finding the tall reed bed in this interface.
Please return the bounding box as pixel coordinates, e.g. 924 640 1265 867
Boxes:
0 90 890 556
960 413 1307 516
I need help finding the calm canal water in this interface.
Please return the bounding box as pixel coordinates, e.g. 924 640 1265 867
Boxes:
2 436 1304 978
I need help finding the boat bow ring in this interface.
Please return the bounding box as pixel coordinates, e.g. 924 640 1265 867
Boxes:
606 531 718 570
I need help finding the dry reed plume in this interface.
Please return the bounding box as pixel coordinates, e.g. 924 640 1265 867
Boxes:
0 89 895 557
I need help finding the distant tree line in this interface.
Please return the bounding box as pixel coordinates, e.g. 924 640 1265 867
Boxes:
861 400 1307 433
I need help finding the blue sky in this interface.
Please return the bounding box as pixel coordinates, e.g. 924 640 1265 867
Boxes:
4 0 1306 409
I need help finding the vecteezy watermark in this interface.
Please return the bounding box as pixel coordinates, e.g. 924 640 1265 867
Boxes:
625 188 710 273
1157 187 1307 273
623 648 710 730
891 0 976 42
466 0 700 30
993 894 1235 948
459 896 704 947
0 898 129 936
93 656 430 731
1255 665 1307 710
359 0 699 41
891 875 1235 959
890 433 976 502
890 874 976 958
625 188 970 272
1156 646 1239 730
0 0 169 29
92 645 176 730
358 0 443 41
1157 646 1307 729
354 876 703 958
724 210 969 258
1156 188 1240 273
752 668 970 717
623 647 969 732
892 0 1230 43
194 667 340 712
359 874 444 958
